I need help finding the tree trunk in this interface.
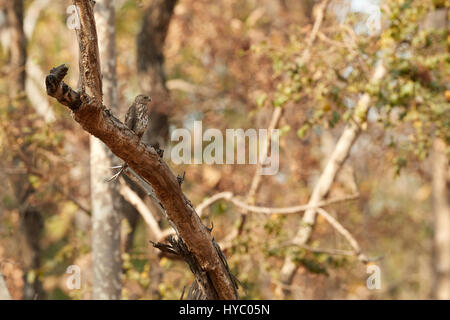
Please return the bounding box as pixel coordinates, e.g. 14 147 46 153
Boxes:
90 0 122 300
432 138 450 299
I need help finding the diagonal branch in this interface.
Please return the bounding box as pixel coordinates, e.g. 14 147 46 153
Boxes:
196 191 359 216
314 208 368 263
45 0 238 300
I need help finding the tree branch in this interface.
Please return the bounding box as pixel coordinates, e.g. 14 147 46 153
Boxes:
45 0 237 300
196 192 359 216
314 208 368 263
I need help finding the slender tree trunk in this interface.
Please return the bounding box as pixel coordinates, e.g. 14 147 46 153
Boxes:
432 138 450 299
137 0 177 149
90 0 121 300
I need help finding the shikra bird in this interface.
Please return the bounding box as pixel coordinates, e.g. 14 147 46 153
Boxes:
106 94 152 182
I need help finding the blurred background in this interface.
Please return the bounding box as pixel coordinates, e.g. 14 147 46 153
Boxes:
0 0 448 299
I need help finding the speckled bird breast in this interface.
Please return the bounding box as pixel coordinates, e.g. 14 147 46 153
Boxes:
133 104 149 138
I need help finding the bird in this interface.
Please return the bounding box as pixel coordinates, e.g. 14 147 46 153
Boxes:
107 94 152 182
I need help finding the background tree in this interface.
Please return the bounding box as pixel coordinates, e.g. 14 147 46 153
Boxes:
90 0 122 300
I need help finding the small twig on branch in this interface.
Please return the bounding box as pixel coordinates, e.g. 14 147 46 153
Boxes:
314 208 368 262
275 242 356 257
273 211 380 264
196 192 234 217
196 192 359 216
231 194 359 215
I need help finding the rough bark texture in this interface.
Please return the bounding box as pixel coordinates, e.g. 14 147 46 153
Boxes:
278 63 386 296
46 0 238 300
432 138 450 300
137 0 177 149
90 0 122 300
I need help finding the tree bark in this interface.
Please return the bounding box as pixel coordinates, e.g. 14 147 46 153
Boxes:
90 0 122 300
432 138 450 299
46 0 238 300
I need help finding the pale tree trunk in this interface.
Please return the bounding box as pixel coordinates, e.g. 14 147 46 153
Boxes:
432 138 450 299
90 0 121 300
0 270 11 300
278 62 386 297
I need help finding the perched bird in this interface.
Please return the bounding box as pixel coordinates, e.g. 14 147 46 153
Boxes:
107 94 152 182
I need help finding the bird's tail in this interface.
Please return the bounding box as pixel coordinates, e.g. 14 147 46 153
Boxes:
106 163 128 182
